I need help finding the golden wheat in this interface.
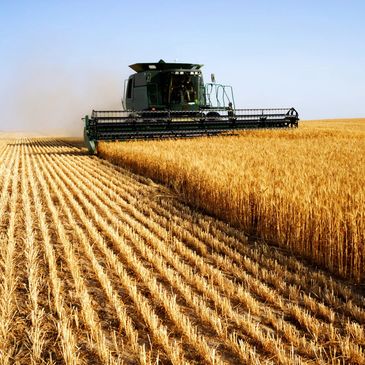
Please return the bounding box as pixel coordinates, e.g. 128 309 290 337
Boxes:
25 141 80 364
0 143 20 364
99 119 365 283
0 134 364 364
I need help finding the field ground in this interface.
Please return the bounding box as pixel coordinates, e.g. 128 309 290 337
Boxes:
0 126 364 364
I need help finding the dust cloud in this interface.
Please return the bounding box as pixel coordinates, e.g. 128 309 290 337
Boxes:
2 62 124 137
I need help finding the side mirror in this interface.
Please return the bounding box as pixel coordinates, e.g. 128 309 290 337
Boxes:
211 73 216 83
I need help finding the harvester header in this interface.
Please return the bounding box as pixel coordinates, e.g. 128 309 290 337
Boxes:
83 60 299 154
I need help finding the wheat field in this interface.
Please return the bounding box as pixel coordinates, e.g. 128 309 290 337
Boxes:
99 119 365 283
0 135 364 364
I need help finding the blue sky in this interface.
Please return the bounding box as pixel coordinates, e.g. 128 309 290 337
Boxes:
1 0 364 135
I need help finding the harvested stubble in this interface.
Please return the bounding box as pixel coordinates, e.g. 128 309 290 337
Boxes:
0 135 364 364
99 119 365 283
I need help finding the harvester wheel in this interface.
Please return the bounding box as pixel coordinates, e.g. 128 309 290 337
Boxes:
206 112 220 122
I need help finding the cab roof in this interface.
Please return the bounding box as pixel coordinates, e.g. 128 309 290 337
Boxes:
129 59 203 73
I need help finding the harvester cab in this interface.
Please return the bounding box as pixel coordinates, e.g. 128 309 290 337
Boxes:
83 60 299 154
122 60 235 112
123 60 207 111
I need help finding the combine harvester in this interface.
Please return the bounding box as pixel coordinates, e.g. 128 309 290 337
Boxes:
83 60 299 154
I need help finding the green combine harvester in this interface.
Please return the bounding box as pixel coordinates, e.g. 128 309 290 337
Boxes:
83 60 299 154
